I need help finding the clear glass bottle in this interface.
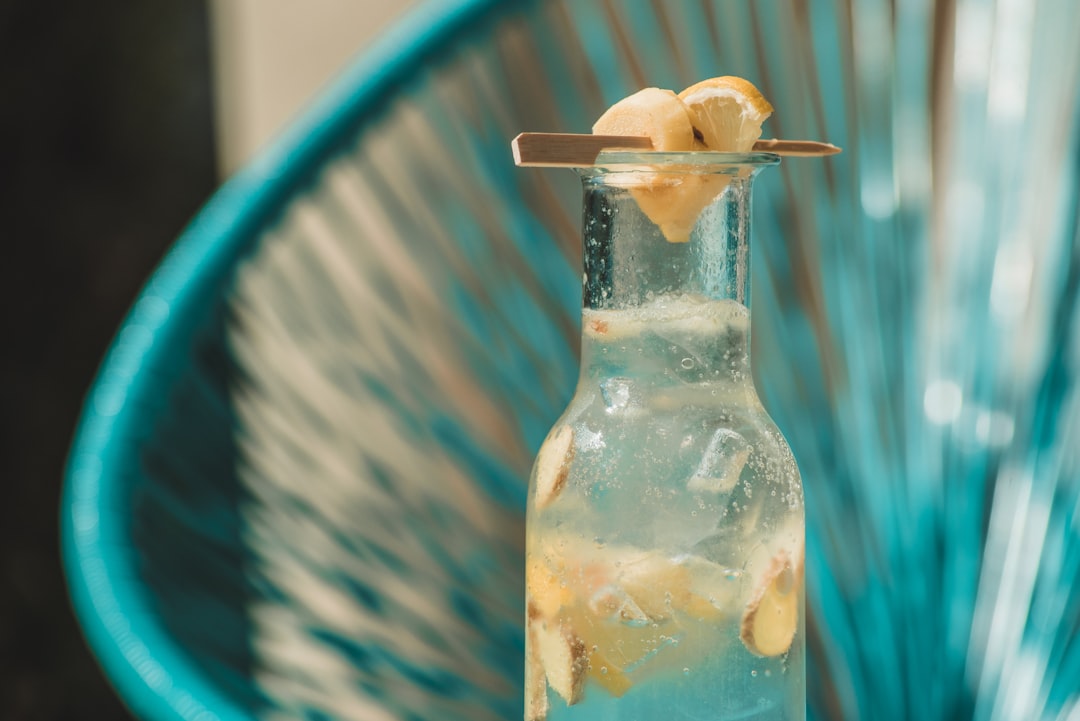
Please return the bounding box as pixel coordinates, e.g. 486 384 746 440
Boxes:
525 152 804 721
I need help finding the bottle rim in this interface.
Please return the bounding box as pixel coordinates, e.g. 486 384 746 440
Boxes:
579 151 781 176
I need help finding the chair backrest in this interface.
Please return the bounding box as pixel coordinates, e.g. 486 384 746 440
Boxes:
63 0 1080 720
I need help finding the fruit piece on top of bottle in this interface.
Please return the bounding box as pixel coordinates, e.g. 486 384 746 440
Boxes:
739 546 801 657
591 87 709 244
533 425 574 510
678 76 773 152
592 87 695 150
591 78 774 243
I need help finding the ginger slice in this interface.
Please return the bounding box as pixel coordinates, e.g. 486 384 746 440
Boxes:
527 557 573 620
533 616 589 706
592 87 695 151
533 425 574 510
592 87 714 243
740 549 800 657
525 612 551 721
628 176 728 243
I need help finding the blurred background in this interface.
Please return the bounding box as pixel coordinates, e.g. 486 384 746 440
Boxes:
0 1 409 718
8 1 1080 720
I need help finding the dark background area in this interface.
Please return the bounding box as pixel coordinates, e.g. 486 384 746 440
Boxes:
1 2 217 718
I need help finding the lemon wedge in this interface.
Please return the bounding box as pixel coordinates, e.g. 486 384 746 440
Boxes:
678 76 773 152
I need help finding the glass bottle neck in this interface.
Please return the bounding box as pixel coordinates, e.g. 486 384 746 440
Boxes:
577 167 760 388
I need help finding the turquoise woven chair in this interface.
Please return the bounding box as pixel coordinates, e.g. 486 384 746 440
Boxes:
63 1 1080 720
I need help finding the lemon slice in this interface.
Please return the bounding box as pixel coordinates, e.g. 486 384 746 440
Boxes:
678 76 773 151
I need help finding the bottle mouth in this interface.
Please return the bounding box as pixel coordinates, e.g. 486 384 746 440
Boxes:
580 150 781 176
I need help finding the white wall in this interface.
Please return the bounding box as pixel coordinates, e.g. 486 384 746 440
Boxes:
209 0 417 176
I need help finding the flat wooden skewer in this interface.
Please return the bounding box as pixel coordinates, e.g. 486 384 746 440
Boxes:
512 132 841 167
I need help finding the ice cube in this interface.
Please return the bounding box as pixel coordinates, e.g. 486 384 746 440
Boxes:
589 585 650 627
680 555 743 616
600 376 646 417
600 377 632 411
687 428 750 494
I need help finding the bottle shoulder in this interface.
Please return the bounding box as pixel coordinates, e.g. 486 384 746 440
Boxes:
537 381 803 503
562 381 798 467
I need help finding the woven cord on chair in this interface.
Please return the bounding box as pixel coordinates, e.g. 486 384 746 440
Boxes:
65 0 1080 720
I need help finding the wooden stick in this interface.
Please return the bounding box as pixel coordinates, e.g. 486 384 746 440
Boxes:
511 132 841 167
511 134 653 166
751 138 843 157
